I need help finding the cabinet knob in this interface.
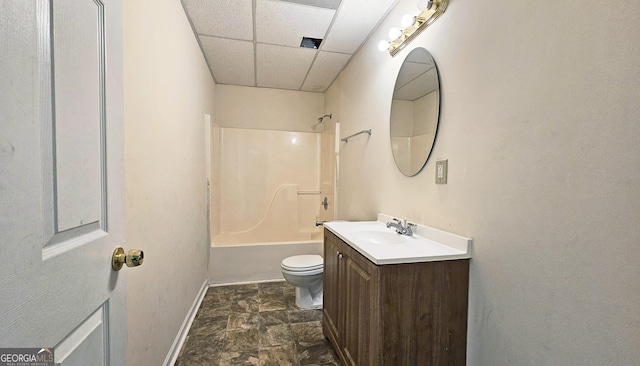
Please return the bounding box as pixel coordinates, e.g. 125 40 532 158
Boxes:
338 252 343 259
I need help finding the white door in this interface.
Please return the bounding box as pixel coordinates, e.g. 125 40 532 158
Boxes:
1 0 127 364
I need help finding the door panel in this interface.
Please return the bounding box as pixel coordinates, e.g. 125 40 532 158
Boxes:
323 231 341 341
53 0 104 232
0 0 125 364
343 257 372 366
55 305 107 365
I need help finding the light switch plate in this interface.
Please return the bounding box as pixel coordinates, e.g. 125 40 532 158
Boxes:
436 160 448 184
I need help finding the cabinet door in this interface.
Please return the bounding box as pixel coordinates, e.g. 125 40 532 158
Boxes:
323 231 343 343
343 255 377 366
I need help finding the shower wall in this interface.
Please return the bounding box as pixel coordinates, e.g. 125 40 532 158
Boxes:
390 91 438 173
319 121 337 222
214 127 322 245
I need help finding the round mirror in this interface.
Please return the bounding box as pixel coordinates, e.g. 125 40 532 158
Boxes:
390 47 440 176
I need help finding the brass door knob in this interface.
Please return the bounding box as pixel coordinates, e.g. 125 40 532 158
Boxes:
112 247 144 271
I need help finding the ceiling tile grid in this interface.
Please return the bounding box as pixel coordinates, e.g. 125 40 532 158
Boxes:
281 0 342 10
182 0 397 92
321 0 398 54
394 71 436 101
395 62 430 90
256 44 317 90
200 36 255 86
302 51 351 92
184 0 254 40
256 1 336 47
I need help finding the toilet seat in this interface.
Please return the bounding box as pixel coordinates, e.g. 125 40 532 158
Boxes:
281 255 323 272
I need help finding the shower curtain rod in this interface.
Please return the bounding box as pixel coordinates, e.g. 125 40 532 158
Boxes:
341 129 372 143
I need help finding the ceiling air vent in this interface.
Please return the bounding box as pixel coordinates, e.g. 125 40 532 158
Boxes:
300 37 323 49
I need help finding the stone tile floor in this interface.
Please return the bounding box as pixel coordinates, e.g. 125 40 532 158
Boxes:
175 281 340 366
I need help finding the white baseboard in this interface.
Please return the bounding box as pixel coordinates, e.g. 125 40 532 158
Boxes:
209 278 286 287
163 279 208 366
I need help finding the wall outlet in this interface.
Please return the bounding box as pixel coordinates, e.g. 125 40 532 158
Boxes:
436 160 448 184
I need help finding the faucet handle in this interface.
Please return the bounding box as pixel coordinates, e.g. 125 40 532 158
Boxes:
387 217 401 228
406 222 417 236
393 217 407 227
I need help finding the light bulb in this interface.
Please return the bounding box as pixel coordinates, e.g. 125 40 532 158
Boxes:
401 14 416 28
378 40 391 52
417 0 433 11
388 27 402 40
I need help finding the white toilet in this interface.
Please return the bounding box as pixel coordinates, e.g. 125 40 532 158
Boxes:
280 254 324 309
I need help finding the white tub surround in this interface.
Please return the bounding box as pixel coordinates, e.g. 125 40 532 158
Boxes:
324 213 471 265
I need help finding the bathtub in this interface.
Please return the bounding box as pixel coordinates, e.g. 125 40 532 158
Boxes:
210 130 328 283
208 234 324 285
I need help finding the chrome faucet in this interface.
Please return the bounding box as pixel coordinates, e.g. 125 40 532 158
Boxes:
386 218 416 236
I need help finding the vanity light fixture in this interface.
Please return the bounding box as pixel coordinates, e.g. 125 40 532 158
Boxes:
377 0 449 56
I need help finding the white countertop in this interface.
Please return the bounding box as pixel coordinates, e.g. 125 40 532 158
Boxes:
324 214 472 265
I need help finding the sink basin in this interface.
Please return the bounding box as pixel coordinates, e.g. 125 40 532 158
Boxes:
351 229 408 245
324 214 472 265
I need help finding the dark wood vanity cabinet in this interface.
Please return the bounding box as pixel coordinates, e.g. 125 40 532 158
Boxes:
323 232 344 345
322 228 470 366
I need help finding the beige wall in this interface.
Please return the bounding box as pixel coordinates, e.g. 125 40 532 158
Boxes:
123 0 215 364
215 84 324 132
333 0 640 364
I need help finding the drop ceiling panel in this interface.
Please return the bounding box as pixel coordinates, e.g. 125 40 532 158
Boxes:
201 36 255 86
394 63 432 90
393 70 437 101
321 0 397 54
302 51 351 92
406 50 434 64
394 62 435 90
182 0 398 92
257 44 316 90
184 0 253 40
280 0 342 10
256 0 335 47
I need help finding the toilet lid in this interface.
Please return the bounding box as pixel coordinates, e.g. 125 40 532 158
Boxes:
281 255 323 272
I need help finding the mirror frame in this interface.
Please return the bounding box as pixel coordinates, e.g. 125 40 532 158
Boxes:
389 47 441 176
